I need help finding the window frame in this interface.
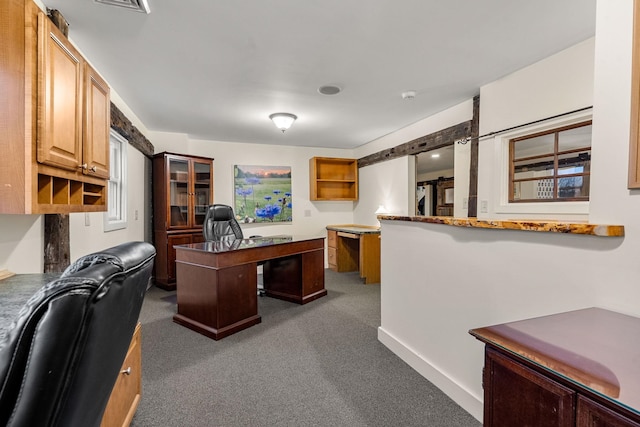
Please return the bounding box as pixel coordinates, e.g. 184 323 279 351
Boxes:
509 120 592 203
103 129 128 232
489 108 592 218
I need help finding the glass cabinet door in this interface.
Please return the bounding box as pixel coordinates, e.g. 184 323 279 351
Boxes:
193 160 212 226
169 157 189 228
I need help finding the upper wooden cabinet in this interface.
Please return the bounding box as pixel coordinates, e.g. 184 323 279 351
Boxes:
83 64 111 180
37 15 84 173
309 157 358 201
0 0 110 214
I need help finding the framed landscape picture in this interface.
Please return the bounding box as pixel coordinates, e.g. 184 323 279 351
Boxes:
234 165 292 223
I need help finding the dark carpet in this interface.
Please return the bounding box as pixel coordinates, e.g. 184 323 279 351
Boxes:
131 269 480 427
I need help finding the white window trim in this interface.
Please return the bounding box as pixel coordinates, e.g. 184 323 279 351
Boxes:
104 129 128 232
490 108 592 218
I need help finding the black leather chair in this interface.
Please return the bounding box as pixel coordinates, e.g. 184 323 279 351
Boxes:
202 204 244 242
0 241 156 427
202 204 266 294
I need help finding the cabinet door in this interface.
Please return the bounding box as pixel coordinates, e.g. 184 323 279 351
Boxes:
192 159 213 227
83 63 110 179
167 234 193 281
577 396 640 427
37 13 84 172
167 156 190 229
484 348 575 427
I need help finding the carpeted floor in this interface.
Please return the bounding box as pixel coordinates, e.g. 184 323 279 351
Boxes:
131 269 480 427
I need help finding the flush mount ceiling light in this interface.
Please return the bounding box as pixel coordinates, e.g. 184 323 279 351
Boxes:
269 113 297 133
94 0 150 14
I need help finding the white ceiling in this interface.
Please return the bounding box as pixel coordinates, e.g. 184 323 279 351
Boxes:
42 0 596 150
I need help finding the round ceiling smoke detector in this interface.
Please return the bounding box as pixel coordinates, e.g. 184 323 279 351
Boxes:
402 91 417 100
318 85 342 95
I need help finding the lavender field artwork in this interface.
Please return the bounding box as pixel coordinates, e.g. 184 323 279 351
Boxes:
234 165 292 223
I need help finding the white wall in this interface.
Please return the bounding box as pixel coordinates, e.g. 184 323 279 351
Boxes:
69 147 151 260
478 37 595 221
355 100 474 158
0 84 151 272
0 215 43 273
355 156 415 224
378 1 637 422
454 139 471 217
149 131 357 262
354 100 474 224
417 168 454 182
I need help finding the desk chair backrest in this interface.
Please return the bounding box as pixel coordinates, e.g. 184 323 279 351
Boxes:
0 241 156 427
203 204 244 242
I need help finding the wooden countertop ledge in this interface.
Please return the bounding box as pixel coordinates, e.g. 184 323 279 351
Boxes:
377 215 624 237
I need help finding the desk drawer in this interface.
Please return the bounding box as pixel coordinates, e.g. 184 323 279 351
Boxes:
327 230 337 248
101 324 141 427
337 231 358 239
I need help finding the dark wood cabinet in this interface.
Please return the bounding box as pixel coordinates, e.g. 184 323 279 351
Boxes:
471 308 640 427
577 396 640 427
153 152 213 290
484 348 576 427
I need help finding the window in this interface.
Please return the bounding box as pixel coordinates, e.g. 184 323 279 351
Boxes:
509 121 591 203
104 129 128 231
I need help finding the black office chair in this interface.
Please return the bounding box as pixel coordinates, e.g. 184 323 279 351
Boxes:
202 204 244 242
202 204 265 295
0 241 156 427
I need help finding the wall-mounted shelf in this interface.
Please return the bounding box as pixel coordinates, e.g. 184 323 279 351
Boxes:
309 157 358 201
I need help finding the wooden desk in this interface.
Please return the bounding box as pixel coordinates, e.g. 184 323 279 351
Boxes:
173 235 326 340
470 308 640 426
326 224 380 284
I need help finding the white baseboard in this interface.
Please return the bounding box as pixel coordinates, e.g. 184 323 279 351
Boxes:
378 326 483 423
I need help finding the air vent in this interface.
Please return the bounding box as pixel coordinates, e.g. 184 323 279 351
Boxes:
94 0 150 14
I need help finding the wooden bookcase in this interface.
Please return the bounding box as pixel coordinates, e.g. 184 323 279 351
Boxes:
309 157 358 201
152 152 214 290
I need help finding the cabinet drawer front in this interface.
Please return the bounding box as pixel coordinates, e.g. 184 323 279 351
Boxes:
327 230 337 247
101 325 141 427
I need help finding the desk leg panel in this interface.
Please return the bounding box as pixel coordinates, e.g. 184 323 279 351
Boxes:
263 250 326 305
301 249 326 303
360 234 381 284
174 262 261 340
336 236 359 272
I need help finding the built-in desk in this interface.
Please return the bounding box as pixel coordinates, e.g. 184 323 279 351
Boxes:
326 224 380 284
470 308 640 426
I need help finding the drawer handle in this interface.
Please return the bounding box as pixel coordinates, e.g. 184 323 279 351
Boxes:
121 367 132 375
